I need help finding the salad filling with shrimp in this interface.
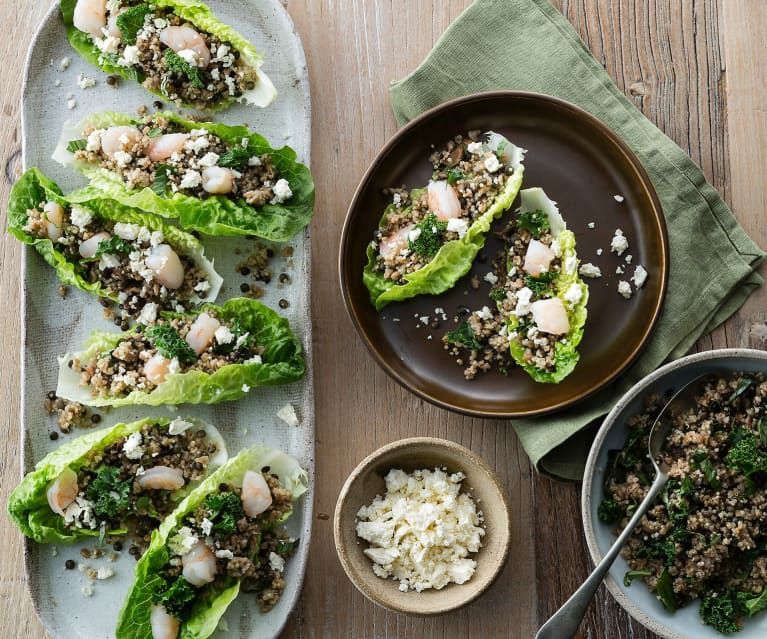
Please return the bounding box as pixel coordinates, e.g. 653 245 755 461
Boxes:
8 168 222 324
55 112 315 240
363 131 525 310
7 417 227 548
61 0 276 109
57 298 305 406
115 445 307 639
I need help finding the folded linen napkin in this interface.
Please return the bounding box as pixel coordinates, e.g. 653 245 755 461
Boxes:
389 0 766 480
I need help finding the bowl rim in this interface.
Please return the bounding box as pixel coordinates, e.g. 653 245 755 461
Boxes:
333 436 511 615
581 347 767 639
338 89 669 418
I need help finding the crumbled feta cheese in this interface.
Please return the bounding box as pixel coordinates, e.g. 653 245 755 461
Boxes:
625 254 633 264
63 496 98 530
168 358 181 375
610 229 629 256
96 567 114 580
632 265 648 289
215 325 234 345
153 17 168 30
95 36 120 55
59 57 71 71
419 315 430 325
106 0 121 12
179 169 202 189
194 280 211 293
269 552 285 573
248 155 261 167
614 194 625 202
513 287 534 317
475 306 493 320
446 217 469 239
564 282 583 307
616 266 624 274
82 585 93 597
123 432 145 460
177 49 200 66
137 302 158 325
114 222 139 240
484 271 498 285
169 418 194 435
200 518 213 536
466 141 484 155
149 230 164 246
198 152 219 167
617 280 633 299
99 253 121 270
118 45 141 67
113 150 132 167
271 178 293 204
587 222 595 229
215 549 234 560
54 79 62 87
277 404 299 427
234 332 250 348
407 227 422 243
355 467 484 592
69 205 93 229
67 98 77 110
246 355 263 365
483 154 500 173
225 76 237 96
596 248 603 256
579 263 602 278
168 527 198 556
241 384 250 393
77 74 96 89
184 136 209 154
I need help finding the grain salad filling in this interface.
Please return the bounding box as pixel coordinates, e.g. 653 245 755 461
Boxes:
73 0 261 109
600 373 767 634
71 311 265 399
71 115 293 207
24 200 211 320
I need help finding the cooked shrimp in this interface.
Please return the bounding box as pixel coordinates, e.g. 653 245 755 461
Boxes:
159 26 211 68
241 470 273 518
185 313 221 355
78 231 111 259
378 224 414 262
145 244 185 289
100 125 141 158
73 0 107 39
42 201 65 242
136 466 185 491
523 239 555 276
530 298 570 335
144 353 172 385
201 167 235 194
46 467 78 516
182 541 217 587
106 7 127 39
427 180 462 220
147 133 189 162
149 605 180 639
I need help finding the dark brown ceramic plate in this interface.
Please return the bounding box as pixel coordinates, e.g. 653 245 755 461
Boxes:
339 91 668 418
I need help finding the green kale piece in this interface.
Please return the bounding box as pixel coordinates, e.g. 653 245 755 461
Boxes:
92 236 133 260
146 324 198 365
217 146 252 171
163 49 206 90
85 466 132 519
692 449 723 490
517 209 550 239
524 271 559 295
408 213 448 257
490 287 506 302
153 576 197 621
212 319 253 354
655 568 678 612
446 168 464 184
623 569 652 587
700 589 743 634
116 4 153 46
445 321 482 351
726 431 767 478
597 498 622 524
205 490 245 533
152 164 174 197
66 139 87 153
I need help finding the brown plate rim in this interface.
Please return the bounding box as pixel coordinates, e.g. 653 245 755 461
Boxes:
339 90 669 418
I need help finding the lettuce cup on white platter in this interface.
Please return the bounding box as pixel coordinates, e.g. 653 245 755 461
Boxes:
7 417 227 546
115 445 307 639
54 111 315 239
363 132 525 311
61 0 276 110
57 297 305 406
7 168 222 323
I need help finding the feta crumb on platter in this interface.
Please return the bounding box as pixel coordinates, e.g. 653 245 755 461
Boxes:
617 280 633 299
277 403 299 427
355 467 485 592
610 229 629 256
579 263 602 279
632 265 648 288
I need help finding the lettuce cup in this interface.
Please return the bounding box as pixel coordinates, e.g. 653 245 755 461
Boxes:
7 417 227 545
61 0 276 110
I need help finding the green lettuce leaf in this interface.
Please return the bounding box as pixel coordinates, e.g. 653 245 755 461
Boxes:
6 167 223 306
53 112 314 240
59 0 276 109
56 297 305 406
115 445 307 639
363 134 524 310
504 188 589 383
6 417 226 544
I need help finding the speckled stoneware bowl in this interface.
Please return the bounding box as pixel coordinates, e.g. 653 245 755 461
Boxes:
582 348 767 639
334 437 510 615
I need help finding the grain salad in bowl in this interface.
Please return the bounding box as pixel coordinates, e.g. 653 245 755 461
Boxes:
56 297 305 406
363 131 525 310
7 168 222 323
7 417 227 549
61 0 276 109
54 111 315 239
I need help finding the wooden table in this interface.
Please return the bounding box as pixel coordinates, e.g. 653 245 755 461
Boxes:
1 1 765 637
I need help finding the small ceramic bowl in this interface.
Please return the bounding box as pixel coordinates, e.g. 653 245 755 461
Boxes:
334 437 510 615
582 348 767 639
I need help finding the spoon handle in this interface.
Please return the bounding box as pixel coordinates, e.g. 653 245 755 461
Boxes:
534 472 668 639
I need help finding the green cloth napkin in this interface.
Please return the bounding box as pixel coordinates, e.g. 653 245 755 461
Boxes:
389 0 766 481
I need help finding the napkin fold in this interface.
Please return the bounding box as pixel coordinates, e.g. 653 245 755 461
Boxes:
389 0 766 480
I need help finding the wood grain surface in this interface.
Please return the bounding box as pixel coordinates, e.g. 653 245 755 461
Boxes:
0 1 764 638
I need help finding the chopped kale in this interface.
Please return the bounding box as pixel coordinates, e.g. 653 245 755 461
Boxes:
408 213 448 257
116 4 153 46
146 324 198 365
524 271 559 295
692 450 723 490
217 146 252 171
212 320 252 354
153 576 197 621
85 466 132 519
163 49 206 90
726 431 767 478
597 498 622 524
490 287 507 302
700 589 743 634
66 139 87 153
152 164 174 197
446 168 464 184
205 490 245 533
655 568 678 612
517 209 550 239
445 321 482 351
276 538 298 555
623 569 652 587
93 236 133 259
147 128 164 138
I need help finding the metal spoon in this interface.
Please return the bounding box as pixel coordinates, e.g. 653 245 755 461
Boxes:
534 373 712 639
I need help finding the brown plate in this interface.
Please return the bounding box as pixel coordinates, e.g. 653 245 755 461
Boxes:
339 91 668 418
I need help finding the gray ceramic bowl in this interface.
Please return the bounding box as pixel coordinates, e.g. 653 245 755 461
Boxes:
582 348 767 639
334 437 511 615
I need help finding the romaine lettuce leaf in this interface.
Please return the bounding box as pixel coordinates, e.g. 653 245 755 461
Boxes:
115 445 307 639
504 188 589 383
53 111 314 240
7 167 223 306
59 0 276 109
56 297 305 406
363 134 524 310
6 417 226 544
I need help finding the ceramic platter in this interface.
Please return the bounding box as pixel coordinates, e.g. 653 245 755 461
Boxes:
20 1 313 637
